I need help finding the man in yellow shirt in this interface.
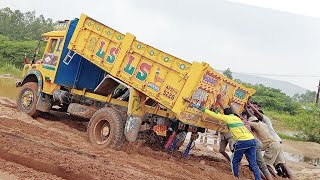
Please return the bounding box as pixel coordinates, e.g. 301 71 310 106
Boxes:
193 95 261 180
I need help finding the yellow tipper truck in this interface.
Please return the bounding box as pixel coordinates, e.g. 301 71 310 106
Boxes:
16 14 255 152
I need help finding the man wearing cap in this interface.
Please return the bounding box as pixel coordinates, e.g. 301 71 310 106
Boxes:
194 95 261 180
236 105 273 180
248 100 293 179
248 100 282 143
247 116 285 177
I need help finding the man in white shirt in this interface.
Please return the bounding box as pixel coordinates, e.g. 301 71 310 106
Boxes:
248 99 293 179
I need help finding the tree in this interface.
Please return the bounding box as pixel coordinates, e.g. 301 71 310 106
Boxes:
293 106 320 143
223 68 233 79
0 8 53 68
292 90 317 103
0 34 40 67
241 82 301 115
0 7 54 41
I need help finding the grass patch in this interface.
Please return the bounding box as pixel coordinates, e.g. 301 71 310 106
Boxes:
278 132 304 141
264 108 320 143
0 62 22 77
265 110 297 130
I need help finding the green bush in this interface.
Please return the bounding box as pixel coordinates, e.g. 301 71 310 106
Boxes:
277 132 304 141
0 62 21 77
242 83 301 115
293 106 320 143
266 107 320 143
0 35 39 67
0 7 53 41
0 7 53 69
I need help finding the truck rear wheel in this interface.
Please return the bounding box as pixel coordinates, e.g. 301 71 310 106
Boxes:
17 82 40 117
87 107 124 149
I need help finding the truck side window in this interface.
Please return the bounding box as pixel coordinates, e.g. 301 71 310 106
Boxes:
49 39 58 53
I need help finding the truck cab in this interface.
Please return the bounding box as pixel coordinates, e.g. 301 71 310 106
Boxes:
19 21 70 97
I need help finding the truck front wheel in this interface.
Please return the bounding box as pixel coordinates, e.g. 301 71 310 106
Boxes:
87 107 124 149
17 82 40 117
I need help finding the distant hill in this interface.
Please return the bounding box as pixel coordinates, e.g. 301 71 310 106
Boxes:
216 71 307 97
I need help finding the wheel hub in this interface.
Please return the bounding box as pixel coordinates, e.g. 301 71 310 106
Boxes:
101 123 110 139
21 90 34 109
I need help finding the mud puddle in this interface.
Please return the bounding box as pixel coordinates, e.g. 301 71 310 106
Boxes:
284 152 320 167
0 77 18 99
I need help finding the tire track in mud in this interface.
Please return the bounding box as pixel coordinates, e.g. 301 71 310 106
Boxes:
0 98 248 180
0 132 164 180
0 146 92 180
0 132 96 180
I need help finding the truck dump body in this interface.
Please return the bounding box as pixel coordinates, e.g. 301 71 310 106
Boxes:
55 19 105 92
68 14 255 130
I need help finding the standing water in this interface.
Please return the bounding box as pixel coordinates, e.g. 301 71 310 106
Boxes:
0 77 19 99
284 152 320 167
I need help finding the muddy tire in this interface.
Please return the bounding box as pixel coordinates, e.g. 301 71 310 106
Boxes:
17 82 40 117
87 107 124 149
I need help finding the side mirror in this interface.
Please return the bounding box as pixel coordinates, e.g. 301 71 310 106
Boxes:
31 40 41 64
23 53 29 64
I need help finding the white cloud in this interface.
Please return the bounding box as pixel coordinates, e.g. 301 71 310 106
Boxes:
228 0 320 18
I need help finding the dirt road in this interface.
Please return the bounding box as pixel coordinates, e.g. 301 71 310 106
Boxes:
0 97 249 180
0 97 319 180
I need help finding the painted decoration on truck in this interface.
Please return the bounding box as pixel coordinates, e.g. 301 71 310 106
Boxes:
199 83 215 93
136 62 152 81
220 82 231 105
106 47 119 64
124 55 136 75
202 71 218 86
63 50 77 65
95 40 106 58
132 41 146 54
23 69 43 96
163 56 170 63
147 82 160 92
154 68 164 83
87 37 97 51
42 53 58 71
176 62 190 70
180 112 202 123
191 88 208 107
234 88 246 100
147 68 164 92
123 54 152 82
163 85 178 100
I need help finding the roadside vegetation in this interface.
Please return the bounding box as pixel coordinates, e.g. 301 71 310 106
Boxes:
0 7 53 76
0 62 21 77
223 69 320 143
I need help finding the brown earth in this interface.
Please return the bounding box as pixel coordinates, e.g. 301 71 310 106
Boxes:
0 97 318 179
0 97 250 180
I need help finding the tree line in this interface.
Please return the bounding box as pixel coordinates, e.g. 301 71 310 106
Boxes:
0 7 54 40
0 7 53 68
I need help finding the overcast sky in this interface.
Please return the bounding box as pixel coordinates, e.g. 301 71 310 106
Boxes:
1 0 320 91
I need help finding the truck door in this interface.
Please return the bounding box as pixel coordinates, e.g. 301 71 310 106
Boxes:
42 37 64 72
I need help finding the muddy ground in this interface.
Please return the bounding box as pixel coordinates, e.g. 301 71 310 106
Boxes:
0 97 319 180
